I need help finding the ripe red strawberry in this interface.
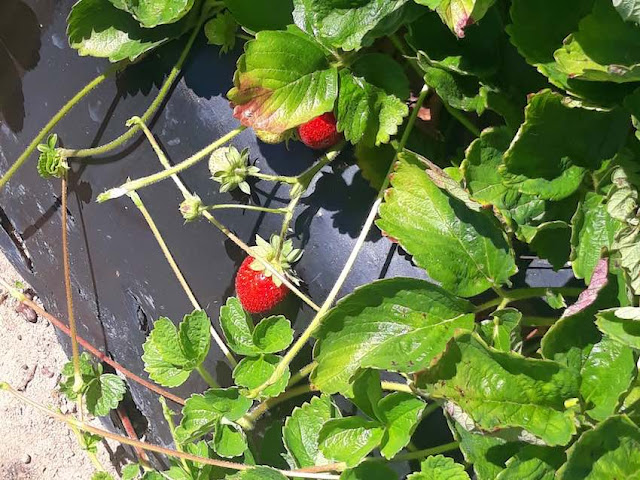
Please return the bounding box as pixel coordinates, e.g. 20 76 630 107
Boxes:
235 235 302 314
236 256 289 313
298 112 342 150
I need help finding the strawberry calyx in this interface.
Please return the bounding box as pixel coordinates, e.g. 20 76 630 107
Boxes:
248 234 302 287
209 146 259 194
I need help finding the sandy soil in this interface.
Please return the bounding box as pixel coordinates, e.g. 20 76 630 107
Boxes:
0 253 119 480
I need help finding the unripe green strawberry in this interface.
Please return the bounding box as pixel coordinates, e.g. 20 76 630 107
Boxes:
254 129 297 146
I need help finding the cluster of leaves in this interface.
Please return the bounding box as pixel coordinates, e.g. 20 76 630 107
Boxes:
57 0 640 479
60 352 126 417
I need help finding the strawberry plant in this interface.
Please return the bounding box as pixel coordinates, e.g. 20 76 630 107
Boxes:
4 0 640 478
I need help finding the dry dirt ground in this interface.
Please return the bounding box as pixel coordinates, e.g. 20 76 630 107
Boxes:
0 253 119 479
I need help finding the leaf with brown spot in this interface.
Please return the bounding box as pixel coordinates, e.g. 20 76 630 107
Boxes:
227 26 338 133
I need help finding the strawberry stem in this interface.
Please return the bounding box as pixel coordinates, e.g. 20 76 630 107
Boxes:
473 287 584 313
0 63 122 191
205 204 288 215
137 119 322 312
248 86 431 398
274 145 344 262
58 4 218 159
287 361 317 387
275 194 302 262
0 277 187 405
240 380 412 430
249 172 298 184
160 397 193 474
97 126 246 202
61 173 84 414
0 383 340 479
127 189 238 366
195 365 219 388
389 33 480 138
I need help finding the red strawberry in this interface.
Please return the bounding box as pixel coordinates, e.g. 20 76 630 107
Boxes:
236 256 289 313
298 112 342 150
235 235 302 314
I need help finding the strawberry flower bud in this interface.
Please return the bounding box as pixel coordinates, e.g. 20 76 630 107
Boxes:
36 134 69 179
179 195 205 222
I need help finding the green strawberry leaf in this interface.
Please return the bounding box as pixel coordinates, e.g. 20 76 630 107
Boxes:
339 461 397 480
478 308 522 353
606 165 640 224
448 419 520 480
79 432 103 454
505 0 634 103
613 0 640 24
496 445 565 480
226 467 288 480
354 142 397 190
420 65 487 114
554 0 640 83
283 394 341 469
351 53 410 99
86 373 127 417
507 0 594 67
141 337 190 388
613 226 640 296
318 417 385 467
175 387 252 444
571 193 622 283
220 298 293 356
252 316 294 354
347 370 384 421
336 56 410 147
580 335 635 422
596 307 640 349
67 0 192 62
91 473 115 480
142 310 211 387
180 441 222 479
178 310 211 367
60 352 98 401
292 0 418 51
407 455 469 480
520 221 572 270
121 464 142 480
501 90 629 201
107 0 194 28
416 333 580 446
406 8 502 78
220 297 260 356
377 392 426 459
461 127 545 230
227 27 338 133
224 0 293 31
542 260 615 365
60 353 126 417
212 420 248 458
377 153 517 297
539 308 599 372
312 277 474 394
204 11 237 54
414 0 496 38
233 355 290 399
558 416 640 479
